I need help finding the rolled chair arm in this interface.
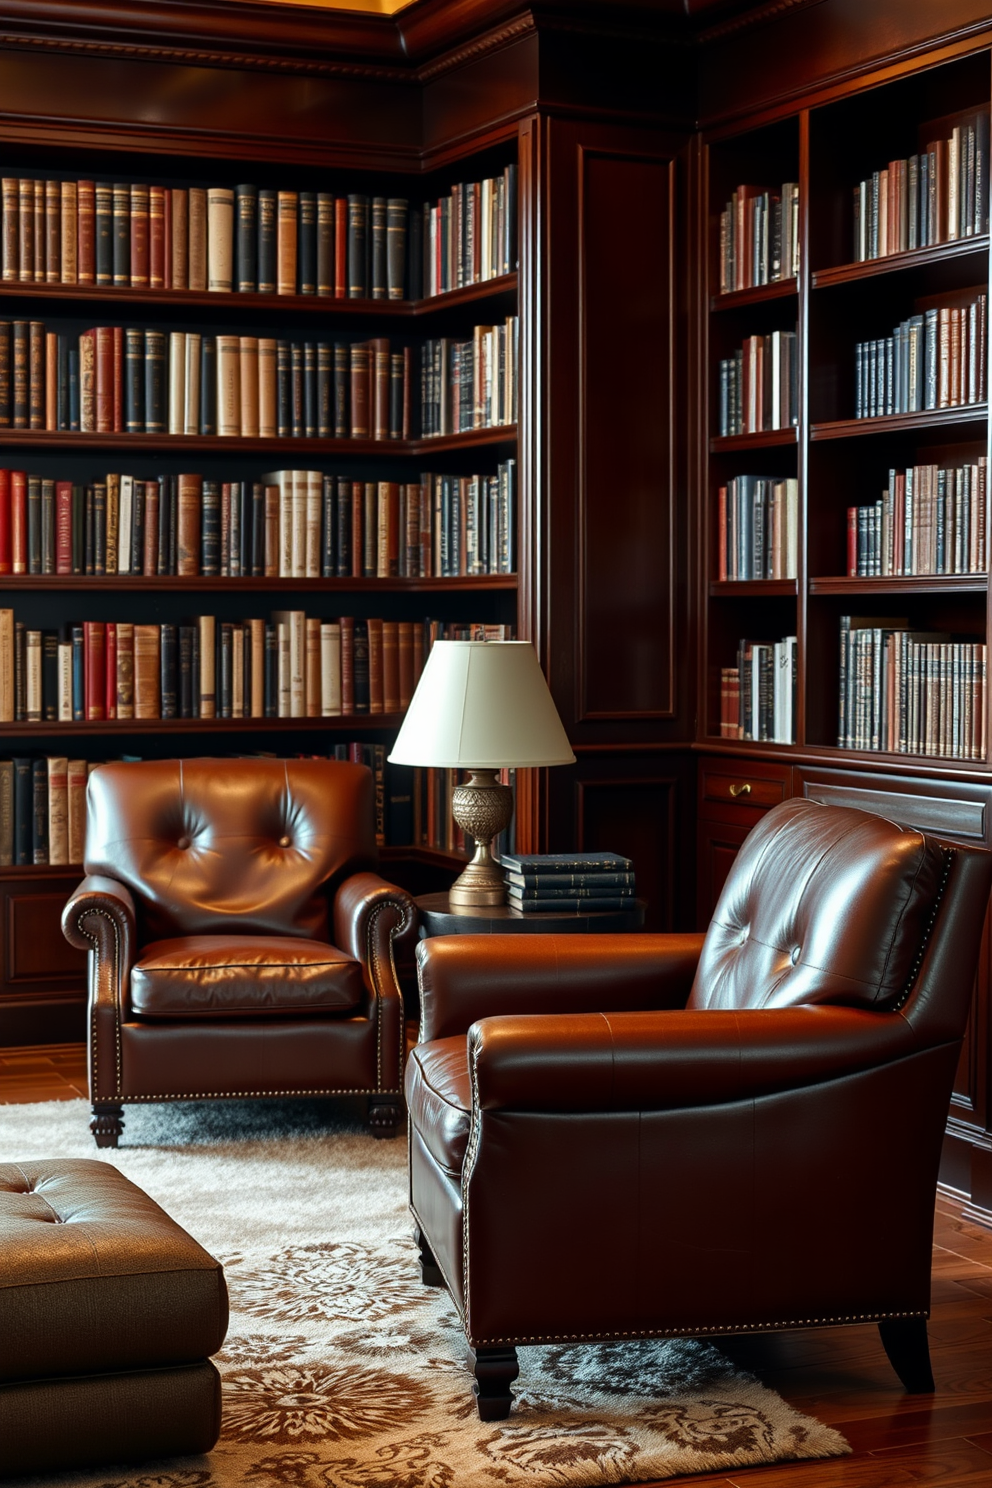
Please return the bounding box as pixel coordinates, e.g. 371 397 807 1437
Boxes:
334 872 418 991
417 932 706 1042
62 875 137 1105
468 1004 924 1113
62 875 137 992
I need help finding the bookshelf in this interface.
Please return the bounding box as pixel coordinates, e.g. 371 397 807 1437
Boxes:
698 36 992 1222
0 138 523 1039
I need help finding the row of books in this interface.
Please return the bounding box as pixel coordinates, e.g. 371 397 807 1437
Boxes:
0 747 430 865
852 293 988 418
0 610 512 724
501 849 636 914
852 113 990 262
718 182 800 294
838 616 986 759
846 459 988 577
719 635 797 742
718 331 799 437
1 322 425 440
0 462 516 580
0 178 415 299
717 475 799 581
422 167 517 295
0 755 94 866
419 321 518 435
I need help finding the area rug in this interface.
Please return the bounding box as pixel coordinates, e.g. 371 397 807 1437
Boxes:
0 1098 849 1487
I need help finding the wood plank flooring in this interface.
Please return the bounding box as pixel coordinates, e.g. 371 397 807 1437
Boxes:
1 1046 991 1484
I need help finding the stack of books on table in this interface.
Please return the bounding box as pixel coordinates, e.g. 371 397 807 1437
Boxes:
500 851 636 914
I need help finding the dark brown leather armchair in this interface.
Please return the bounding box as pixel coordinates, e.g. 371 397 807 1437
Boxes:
406 798 992 1419
63 757 418 1147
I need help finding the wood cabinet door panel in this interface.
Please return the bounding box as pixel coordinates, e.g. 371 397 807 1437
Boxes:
4 887 86 988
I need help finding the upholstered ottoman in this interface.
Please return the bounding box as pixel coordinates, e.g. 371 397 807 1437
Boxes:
0 1159 228 1478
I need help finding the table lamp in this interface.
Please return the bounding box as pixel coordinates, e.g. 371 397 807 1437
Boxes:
388 640 575 908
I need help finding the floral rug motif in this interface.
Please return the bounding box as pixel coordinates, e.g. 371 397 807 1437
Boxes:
0 1098 850 1487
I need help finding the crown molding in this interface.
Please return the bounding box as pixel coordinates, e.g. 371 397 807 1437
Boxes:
0 0 826 85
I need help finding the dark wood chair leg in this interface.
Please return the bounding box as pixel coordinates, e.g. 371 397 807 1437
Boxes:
468 1345 519 1421
90 1103 124 1149
879 1317 934 1392
367 1095 403 1139
414 1225 445 1287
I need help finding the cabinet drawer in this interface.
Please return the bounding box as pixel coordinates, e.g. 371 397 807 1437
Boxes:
699 758 792 820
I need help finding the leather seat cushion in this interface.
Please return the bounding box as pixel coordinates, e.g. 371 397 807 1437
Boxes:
405 1037 472 1178
130 935 366 1018
0 1158 227 1382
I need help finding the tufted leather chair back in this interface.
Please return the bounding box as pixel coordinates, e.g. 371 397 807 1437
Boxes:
84 758 378 943
689 797 953 1020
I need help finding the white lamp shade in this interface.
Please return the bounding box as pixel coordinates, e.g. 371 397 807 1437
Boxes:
388 641 575 769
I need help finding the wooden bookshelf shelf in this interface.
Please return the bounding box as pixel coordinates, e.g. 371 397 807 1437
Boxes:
0 273 519 320
812 237 990 291
0 573 518 592
710 277 798 312
709 427 798 452
810 406 988 441
1 715 408 736
809 574 988 596
0 425 518 456
709 579 798 596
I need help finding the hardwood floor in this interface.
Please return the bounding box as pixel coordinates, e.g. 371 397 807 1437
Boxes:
1 1047 991 1484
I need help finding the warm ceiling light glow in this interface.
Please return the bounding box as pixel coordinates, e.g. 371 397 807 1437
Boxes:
236 0 418 12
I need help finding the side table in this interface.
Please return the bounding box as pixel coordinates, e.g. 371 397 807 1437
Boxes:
415 892 646 937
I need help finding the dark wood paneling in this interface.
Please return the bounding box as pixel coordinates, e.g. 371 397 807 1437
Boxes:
560 749 696 931
579 148 677 720
700 0 992 128
4 882 86 986
0 49 420 168
696 819 751 925
422 34 539 154
541 116 691 748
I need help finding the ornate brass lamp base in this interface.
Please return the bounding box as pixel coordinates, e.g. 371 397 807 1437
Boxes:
449 769 514 907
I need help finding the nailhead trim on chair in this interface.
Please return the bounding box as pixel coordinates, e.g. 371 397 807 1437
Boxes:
465 1309 929 1348
77 906 123 1100
77 890 413 1104
890 847 955 1014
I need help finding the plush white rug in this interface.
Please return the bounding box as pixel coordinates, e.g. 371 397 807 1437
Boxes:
1 1098 850 1487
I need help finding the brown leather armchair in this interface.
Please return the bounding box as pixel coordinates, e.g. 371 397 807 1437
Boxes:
63 757 418 1147
406 798 992 1419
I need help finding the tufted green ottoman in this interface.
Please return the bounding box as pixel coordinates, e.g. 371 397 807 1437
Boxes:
0 1158 228 1478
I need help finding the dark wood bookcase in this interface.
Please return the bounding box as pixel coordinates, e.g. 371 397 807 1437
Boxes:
0 109 522 1041
696 21 992 1223
0 2 691 1046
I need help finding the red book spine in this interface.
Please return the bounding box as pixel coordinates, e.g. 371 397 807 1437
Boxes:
77 180 95 285
162 187 172 289
95 326 114 434
718 484 728 580
112 325 123 433
105 620 117 720
83 620 106 721
130 184 149 288
10 469 27 574
847 505 858 576
55 480 72 574
0 468 10 574
340 614 354 713
334 198 347 298
351 481 363 577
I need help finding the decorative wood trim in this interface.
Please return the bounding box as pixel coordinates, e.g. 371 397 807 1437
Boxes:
415 14 536 82
696 0 825 45
0 30 411 81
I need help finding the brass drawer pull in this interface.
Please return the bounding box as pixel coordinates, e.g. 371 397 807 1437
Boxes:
728 782 752 798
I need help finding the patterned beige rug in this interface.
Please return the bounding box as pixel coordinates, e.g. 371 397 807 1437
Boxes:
1 1098 849 1487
